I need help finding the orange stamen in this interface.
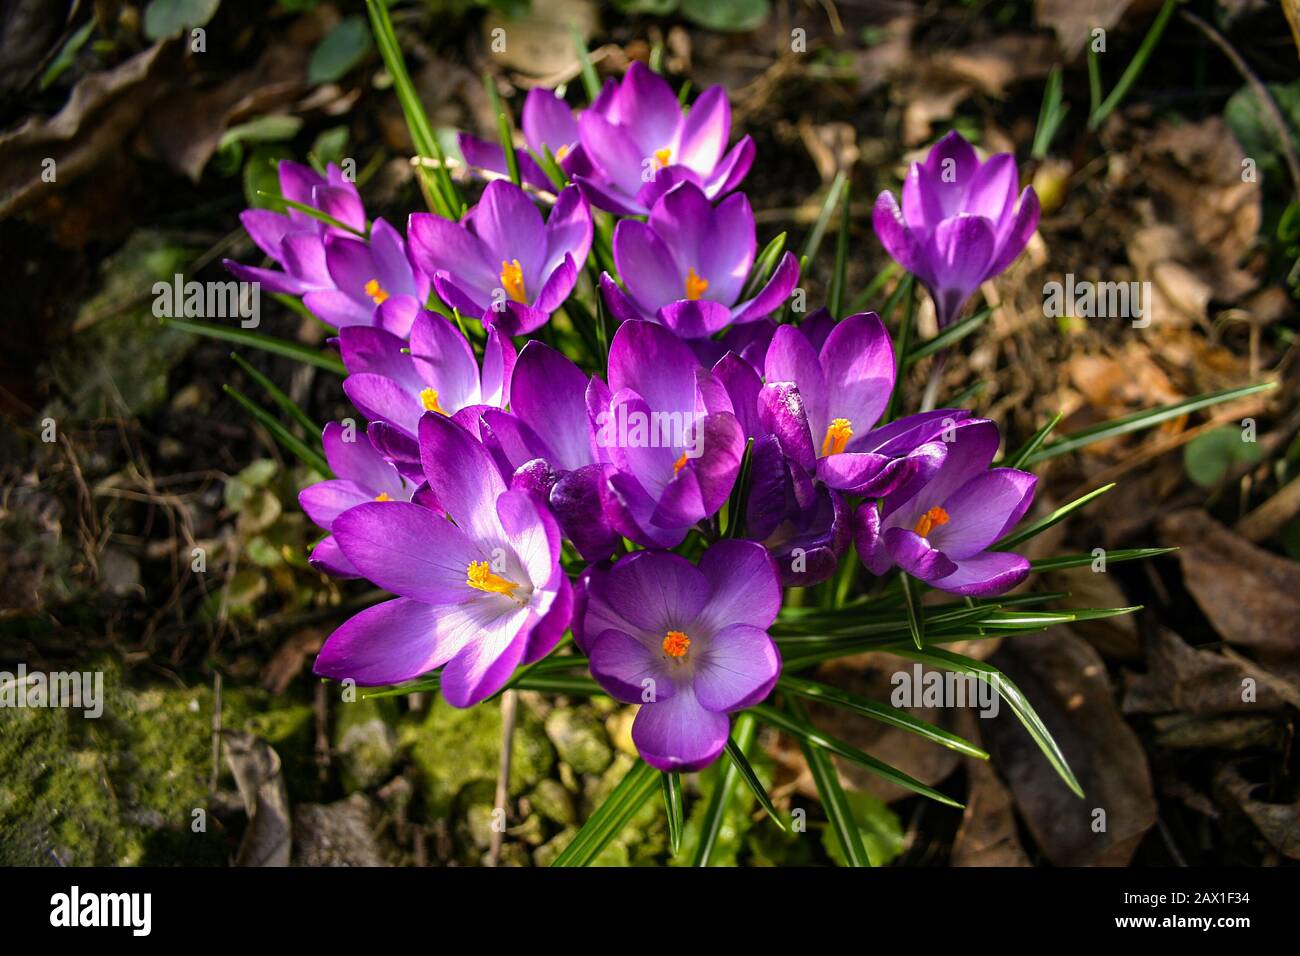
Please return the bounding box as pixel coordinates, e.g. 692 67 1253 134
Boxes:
466 560 520 597
662 630 691 659
419 388 445 414
654 147 672 168
499 259 527 303
364 278 390 305
685 267 709 301
913 506 950 539
821 418 853 457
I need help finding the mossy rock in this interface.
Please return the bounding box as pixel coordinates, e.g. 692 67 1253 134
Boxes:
332 697 399 792
404 696 555 821
545 708 613 775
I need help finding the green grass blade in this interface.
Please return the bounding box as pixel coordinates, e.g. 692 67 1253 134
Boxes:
751 704 962 808
571 24 601 101
662 772 684 857
993 483 1114 550
229 352 319 436
692 712 757 866
162 316 345 373
1032 65 1068 159
799 170 848 266
847 261 898 315
740 231 788 301
778 675 988 759
551 759 659 867
223 385 329 474
484 75 522 187
1029 546 1176 572
1027 383 1276 464
1089 0 1178 131
724 736 786 831
899 573 924 650
256 192 365 236
1000 412 1064 470
897 646 1084 798
903 307 991 367
828 182 851 318
786 697 869 867
514 673 603 695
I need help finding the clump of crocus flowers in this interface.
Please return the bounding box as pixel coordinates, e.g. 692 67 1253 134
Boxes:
227 64 1040 775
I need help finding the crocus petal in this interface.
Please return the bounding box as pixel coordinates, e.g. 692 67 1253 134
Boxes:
601 549 710 638
525 574 572 663
343 373 423 437
652 412 744 527
765 323 827 435
299 478 372 529
703 136 754 198
929 468 1037 558
728 250 798 325
600 272 649 324
533 254 580 315
407 212 498 292
928 214 996 301
613 219 687 315
929 551 1031 597
985 186 1041 278
965 153 1018 222
522 87 579 154
303 289 375 329
495 488 561 591
375 297 420 337
588 629 676 704
541 186 593 279
633 688 730 772
512 341 593 472
309 534 359 578
436 601 533 707
883 526 958 582
223 259 312 296
693 624 781 712
695 539 781 631
816 451 903 495
550 464 621 562
607 319 702 416
677 85 730 173
657 299 733 338
922 130 980 214
574 174 648 217
314 597 463 685
418 413 508 542
885 418 1000 524
758 382 816 471
578 111 647 197
457 132 510 179
821 311 895 437
332 501 481 603
616 61 682 159
409 310 482 411
240 209 293 260
853 500 894 576
480 326 515 407
872 191 928 279
712 351 763 440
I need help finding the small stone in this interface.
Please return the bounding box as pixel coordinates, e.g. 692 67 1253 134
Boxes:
527 779 576 826
545 709 613 775
605 706 638 758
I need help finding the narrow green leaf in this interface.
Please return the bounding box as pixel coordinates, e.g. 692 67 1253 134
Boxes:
1029 546 1176 572
828 181 851 318
899 573 924 650
551 760 659 867
740 231 787 301
229 352 319 436
514 673 603 696
993 483 1115 550
847 261 898 315
223 385 329 474
484 75 522 187
778 675 988 759
1001 412 1064 470
570 24 601 102
1031 65 1068 160
786 697 870 867
897 646 1084 798
723 437 755 539
1088 0 1178 131
693 712 757 866
256 192 366 236
751 704 962 807
1026 382 1276 464
903 307 991 366
662 772 684 856
162 316 346 373
724 737 786 831
799 171 847 266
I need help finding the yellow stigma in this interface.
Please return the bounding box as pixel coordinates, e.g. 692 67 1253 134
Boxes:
499 259 527 303
821 418 853 457
685 267 708 301
374 492 392 502
419 388 446 414
913 506 950 539
662 630 691 659
654 147 672 168
673 452 689 474
466 560 520 596
555 143 570 162
364 278 390 305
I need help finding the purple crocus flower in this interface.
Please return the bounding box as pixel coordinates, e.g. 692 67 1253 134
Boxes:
225 160 362 296
458 88 592 192
575 62 754 217
300 422 414 578
301 219 430 333
854 418 1036 596
314 413 571 703
407 180 592 335
599 182 799 338
759 311 930 495
872 130 1040 329
339 308 514 474
472 341 620 561
595 320 745 548
578 540 782 771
